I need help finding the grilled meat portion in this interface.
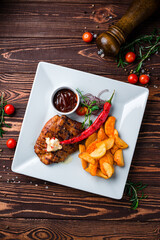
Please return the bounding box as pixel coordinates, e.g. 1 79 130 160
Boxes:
34 115 82 165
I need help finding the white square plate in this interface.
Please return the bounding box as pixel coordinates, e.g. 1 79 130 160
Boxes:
12 62 149 199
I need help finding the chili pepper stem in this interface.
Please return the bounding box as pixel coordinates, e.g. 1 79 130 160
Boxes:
107 90 115 104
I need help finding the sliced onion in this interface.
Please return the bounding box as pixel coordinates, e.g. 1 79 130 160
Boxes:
97 89 109 98
80 89 109 115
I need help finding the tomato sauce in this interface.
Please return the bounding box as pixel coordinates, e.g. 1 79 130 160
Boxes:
53 88 77 112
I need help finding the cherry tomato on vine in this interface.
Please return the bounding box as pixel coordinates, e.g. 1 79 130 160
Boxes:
139 74 150 84
76 106 88 116
6 138 17 149
4 104 15 115
128 74 138 84
125 52 136 63
82 32 93 43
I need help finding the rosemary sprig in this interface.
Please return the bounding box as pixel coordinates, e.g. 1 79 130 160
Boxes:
125 180 148 209
76 89 99 128
135 38 160 73
117 29 160 73
0 92 11 137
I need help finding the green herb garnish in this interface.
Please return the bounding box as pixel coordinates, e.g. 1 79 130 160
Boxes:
0 92 11 137
125 180 148 209
77 89 99 128
117 29 160 73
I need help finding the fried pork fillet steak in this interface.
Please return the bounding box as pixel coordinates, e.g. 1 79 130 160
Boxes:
34 115 82 165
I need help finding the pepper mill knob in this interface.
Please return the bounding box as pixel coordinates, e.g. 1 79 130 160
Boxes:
96 0 159 57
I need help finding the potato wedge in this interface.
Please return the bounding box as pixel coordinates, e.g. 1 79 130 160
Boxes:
81 159 88 170
114 149 124 167
99 153 113 174
115 136 128 149
86 139 101 154
79 144 85 153
103 162 114 178
104 116 116 137
85 167 90 173
110 143 119 155
106 150 114 164
96 169 109 179
79 144 88 169
114 129 119 137
85 132 97 148
99 158 107 175
105 150 114 165
90 143 106 159
79 152 95 165
89 162 98 176
97 126 108 141
99 152 113 172
96 137 114 150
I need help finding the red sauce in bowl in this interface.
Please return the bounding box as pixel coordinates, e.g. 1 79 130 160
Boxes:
53 88 77 113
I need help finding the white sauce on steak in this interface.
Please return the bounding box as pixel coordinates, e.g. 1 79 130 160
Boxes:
46 137 62 152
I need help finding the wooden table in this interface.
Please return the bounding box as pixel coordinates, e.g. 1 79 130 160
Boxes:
0 0 160 239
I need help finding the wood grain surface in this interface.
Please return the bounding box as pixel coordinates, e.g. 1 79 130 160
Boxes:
0 0 160 239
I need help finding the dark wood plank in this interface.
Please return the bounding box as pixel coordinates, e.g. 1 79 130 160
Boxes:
0 178 159 221
2 0 133 3
0 219 159 239
0 1 159 38
0 38 160 78
0 2 126 38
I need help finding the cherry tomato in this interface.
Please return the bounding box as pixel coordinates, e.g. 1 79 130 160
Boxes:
82 32 93 43
139 74 150 84
4 104 15 115
128 74 138 84
6 138 17 149
76 106 88 116
125 52 136 63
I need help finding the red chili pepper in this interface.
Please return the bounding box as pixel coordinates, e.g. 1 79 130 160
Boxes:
60 91 115 145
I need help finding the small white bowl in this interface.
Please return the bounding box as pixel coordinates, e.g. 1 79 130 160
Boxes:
51 86 80 115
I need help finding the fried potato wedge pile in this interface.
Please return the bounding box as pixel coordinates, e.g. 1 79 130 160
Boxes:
78 116 128 180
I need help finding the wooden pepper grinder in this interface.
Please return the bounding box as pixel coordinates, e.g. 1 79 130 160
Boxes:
96 0 160 57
